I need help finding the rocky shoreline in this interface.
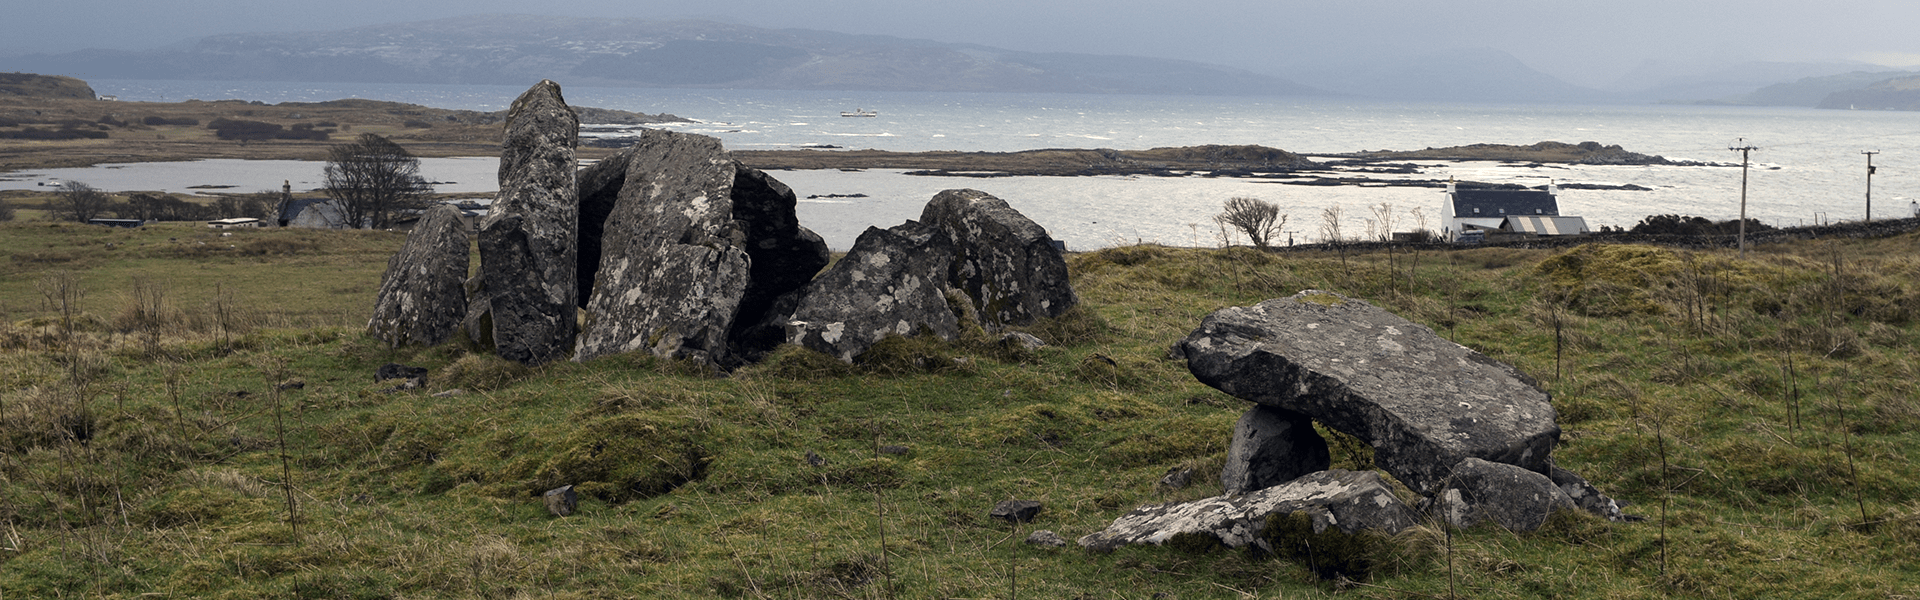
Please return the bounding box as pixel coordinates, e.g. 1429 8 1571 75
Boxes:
731 140 1698 191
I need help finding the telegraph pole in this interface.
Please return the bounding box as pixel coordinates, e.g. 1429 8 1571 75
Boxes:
1730 139 1758 258
1863 150 1879 222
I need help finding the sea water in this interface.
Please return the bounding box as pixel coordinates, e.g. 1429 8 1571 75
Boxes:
10 79 1920 250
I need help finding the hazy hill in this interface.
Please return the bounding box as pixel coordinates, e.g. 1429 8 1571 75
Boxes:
1739 70 1920 106
1602 59 1899 105
2 15 1320 96
1817 74 1920 110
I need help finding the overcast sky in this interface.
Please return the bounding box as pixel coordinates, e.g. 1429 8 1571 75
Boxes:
9 0 1919 88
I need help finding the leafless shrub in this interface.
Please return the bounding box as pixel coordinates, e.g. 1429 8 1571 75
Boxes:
1213 197 1285 248
1319 205 1345 243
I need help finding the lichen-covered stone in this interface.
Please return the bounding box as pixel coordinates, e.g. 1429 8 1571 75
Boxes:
1432 458 1576 531
479 79 578 365
367 204 469 347
1077 470 1416 552
574 129 750 366
777 221 959 362
1180 290 1560 495
573 132 827 367
1220 404 1329 495
919 189 1077 329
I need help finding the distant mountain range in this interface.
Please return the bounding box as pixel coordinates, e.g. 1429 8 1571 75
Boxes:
1 15 1317 97
4 14 1918 108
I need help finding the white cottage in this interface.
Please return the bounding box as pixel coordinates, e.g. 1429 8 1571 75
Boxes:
1442 180 1588 242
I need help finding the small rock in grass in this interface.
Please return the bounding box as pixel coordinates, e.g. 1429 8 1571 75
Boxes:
991 500 1043 524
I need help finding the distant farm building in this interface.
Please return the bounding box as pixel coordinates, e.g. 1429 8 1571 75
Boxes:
1442 181 1588 242
207 217 263 229
87 218 144 228
278 198 348 229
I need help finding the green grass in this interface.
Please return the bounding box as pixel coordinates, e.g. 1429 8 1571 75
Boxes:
3 222 1918 598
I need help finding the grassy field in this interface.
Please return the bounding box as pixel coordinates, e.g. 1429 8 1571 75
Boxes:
2 221 1917 599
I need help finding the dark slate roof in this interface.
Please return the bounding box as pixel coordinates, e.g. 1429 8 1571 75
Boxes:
1450 189 1558 218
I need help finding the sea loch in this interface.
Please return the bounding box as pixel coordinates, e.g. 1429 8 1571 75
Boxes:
18 79 1920 250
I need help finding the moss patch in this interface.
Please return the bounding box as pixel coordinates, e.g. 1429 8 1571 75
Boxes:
530 413 710 503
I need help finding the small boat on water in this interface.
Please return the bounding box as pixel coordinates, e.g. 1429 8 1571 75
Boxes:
840 108 878 117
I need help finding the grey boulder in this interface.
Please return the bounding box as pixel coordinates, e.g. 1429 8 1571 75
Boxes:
1078 469 1416 552
778 221 959 361
366 204 469 348
1220 405 1330 495
919 189 1077 330
573 131 828 367
1549 464 1627 522
1432 458 1576 531
479 80 579 365
1180 290 1560 495
991 500 1044 524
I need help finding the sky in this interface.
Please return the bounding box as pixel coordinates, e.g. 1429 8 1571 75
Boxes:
9 0 1920 89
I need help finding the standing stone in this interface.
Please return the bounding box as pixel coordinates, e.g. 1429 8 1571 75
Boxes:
480 80 578 365
1432 458 1576 531
778 222 959 362
577 145 827 366
1180 290 1560 496
919 189 1077 330
1220 405 1330 495
1077 470 1417 552
574 130 750 366
367 204 469 347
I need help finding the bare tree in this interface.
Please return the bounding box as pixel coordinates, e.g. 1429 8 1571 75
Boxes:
1370 202 1398 241
52 180 113 222
1214 196 1286 248
322 133 432 229
1319 205 1345 243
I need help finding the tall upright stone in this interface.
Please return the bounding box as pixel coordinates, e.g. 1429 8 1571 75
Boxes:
479 80 578 365
1180 290 1560 496
574 130 750 366
366 204 469 348
919 189 1077 329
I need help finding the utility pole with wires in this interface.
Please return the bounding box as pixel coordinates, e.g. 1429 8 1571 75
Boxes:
1730 139 1759 258
1863 150 1879 222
